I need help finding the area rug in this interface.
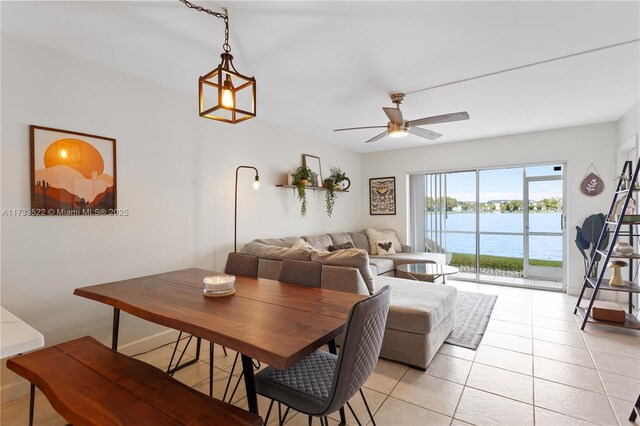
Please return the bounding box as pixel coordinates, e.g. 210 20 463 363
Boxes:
445 291 497 350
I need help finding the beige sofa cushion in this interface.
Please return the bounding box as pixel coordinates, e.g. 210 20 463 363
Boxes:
368 257 395 275
377 276 457 334
303 234 333 250
366 228 403 254
255 237 300 247
349 231 371 253
329 232 353 246
311 248 375 294
241 241 312 261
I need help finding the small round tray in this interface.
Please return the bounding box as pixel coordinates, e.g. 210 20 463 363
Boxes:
203 288 236 298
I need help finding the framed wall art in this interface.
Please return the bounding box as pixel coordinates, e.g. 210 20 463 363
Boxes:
370 176 396 215
30 125 117 215
302 154 322 187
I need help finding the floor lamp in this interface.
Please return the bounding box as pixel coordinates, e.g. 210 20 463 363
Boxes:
234 165 260 253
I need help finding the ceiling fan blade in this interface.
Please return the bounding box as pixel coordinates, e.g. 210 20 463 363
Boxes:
407 111 470 127
365 131 388 144
383 107 404 125
334 126 387 132
410 127 442 140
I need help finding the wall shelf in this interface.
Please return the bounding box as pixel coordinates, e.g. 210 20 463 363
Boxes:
276 185 349 193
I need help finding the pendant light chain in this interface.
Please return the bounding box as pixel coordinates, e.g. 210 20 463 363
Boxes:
178 0 231 52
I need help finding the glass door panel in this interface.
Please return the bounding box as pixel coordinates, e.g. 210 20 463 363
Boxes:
525 178 563 284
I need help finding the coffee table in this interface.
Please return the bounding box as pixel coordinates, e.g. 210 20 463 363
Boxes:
396 263 459 284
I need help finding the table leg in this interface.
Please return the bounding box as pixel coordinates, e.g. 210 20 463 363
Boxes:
328 340 347 425
111 308 120 351
29 383 35 426
241 354 259 415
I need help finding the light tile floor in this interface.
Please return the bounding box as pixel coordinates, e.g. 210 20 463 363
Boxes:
2 279 638 425
457 272 562 289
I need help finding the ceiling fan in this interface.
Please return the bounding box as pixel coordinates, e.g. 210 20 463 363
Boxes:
334 93 470 143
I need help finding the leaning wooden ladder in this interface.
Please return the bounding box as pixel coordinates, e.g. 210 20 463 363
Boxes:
574 160 640 331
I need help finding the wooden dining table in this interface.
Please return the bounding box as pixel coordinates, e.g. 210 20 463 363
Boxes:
73 267 366 415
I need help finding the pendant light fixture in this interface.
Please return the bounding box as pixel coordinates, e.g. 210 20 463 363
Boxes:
180 0 256 124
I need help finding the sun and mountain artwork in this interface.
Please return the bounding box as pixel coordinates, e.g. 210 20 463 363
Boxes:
30 126 116 215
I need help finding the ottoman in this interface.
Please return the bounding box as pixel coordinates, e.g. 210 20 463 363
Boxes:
375 276 457 370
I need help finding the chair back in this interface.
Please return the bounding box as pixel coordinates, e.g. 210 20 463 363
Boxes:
224 253 258 277
322 285 390 415
278 259 322 288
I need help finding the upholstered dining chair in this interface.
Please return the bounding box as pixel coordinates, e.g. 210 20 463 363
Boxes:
255 285 391 426
166 253 259 398
278 258 323 288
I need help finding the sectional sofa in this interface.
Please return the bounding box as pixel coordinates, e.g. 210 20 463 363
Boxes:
240 230 456 369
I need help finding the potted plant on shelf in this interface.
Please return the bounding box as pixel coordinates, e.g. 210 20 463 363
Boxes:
293 165 313 216
614 173 631 190
323 167 350 217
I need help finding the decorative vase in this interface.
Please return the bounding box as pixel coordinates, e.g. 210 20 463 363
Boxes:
613 241 634 256
299 179 308 187
610 266 625 286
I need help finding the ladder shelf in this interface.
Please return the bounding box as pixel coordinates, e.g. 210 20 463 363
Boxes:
574 160 640 331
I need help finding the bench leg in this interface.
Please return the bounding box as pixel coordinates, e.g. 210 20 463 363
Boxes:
29 383 35 426
111 308 120 351
209 342 214 397
241 354 259 415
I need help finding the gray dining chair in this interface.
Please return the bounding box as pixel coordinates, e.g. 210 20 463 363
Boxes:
278 258 323 288
166 253 259 398
255 285 391 426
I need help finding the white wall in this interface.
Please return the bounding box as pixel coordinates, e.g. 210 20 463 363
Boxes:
617 101 639 148
361 123 618 294
0 34 362 398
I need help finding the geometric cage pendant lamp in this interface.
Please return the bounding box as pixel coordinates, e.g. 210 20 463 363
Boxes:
180 0 256 124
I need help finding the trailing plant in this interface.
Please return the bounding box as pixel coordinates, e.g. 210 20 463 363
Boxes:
575 213 609 278
323 167 350 217
324 178 337 217
293 166 313 217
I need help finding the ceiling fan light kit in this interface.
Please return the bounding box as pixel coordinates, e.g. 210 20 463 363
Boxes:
334 92 470 144
180 0 256 124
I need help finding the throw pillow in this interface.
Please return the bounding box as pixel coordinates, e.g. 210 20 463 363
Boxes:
328 242 355 252
365 228 403 254
375 240 396 255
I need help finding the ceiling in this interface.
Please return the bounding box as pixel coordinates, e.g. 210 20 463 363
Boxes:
2 1 639 153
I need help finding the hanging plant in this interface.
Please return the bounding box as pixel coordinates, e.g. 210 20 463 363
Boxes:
323 167 350 217
293 166 313 217
324 178 337 217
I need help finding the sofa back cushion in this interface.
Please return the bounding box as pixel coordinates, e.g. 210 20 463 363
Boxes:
366 228 403 255
303 234 333 250
349 231 371 253
329 232 353 246
311 248 375 295
255 236 300 247
241 241 312 261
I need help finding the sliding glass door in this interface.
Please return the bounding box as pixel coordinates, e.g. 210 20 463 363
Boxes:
411 163 565 290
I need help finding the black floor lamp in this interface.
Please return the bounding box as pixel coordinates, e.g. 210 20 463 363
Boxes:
234 165 260 253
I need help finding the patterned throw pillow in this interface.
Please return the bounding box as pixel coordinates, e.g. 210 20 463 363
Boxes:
328 242 355 252
366 228 403 254
376 240 396 255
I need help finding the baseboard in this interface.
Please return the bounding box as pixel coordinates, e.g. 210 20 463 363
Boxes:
1 329 181 403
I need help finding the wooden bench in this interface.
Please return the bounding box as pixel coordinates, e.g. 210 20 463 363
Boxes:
6 336 262 426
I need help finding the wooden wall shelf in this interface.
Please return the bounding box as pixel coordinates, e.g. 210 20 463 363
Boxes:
276 185 349 193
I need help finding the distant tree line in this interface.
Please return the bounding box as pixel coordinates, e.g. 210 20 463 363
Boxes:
425 196 562 212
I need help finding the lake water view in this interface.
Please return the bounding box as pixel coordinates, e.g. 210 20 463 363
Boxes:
435 212 562 261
